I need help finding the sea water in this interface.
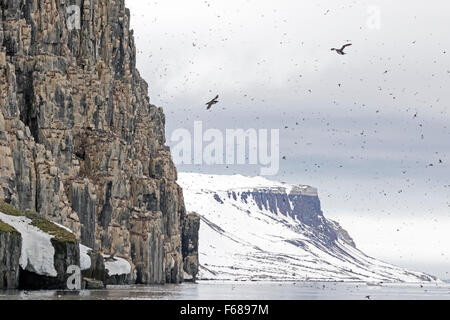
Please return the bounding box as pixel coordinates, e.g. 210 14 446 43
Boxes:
1 281 450 300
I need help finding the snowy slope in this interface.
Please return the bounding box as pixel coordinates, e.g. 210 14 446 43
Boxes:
178 173 437 283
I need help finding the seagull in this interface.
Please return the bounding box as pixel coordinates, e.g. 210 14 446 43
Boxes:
331 43 352 55
206 95 219 110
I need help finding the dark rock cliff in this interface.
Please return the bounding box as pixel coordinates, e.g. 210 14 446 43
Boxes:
19 237 80 290
0 201 81 289
182 212 200 281
233 186 356 248
0 221 21 289
0 0 195 284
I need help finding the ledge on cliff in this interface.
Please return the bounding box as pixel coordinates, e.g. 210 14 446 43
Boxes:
0 201 79 289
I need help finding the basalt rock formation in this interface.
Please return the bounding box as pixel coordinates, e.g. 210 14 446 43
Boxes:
0 201 80 290
81 250 106 284
182 213 200 281
18 237 80 290
237 186 356 248
0 0 195 285
0 220 21 289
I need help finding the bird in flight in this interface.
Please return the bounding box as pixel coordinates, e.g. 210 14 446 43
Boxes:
206 95 219 110
331 43 352 55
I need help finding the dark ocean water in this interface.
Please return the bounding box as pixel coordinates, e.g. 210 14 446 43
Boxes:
1 281 450 300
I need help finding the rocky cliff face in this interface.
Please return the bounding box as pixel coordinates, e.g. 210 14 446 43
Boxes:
0 221 21 289
237 187 356 247
0 0 192 284
182 213 200 281
0 201 81 289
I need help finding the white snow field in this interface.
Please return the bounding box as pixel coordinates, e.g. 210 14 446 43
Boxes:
178 173 438 283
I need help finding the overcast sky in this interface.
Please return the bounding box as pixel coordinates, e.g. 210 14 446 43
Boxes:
127 0 450 278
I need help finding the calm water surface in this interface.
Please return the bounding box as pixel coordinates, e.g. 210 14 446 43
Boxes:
1 281 450 300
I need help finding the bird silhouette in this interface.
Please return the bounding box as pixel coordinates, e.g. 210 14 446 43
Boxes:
331 43 352 55
206 95 219 110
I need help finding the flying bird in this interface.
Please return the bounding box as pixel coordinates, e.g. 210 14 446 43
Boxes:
206 95 219 110
331 43 352 55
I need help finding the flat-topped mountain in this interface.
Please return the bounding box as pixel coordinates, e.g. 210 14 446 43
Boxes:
178 173 437 282
0 0 198 287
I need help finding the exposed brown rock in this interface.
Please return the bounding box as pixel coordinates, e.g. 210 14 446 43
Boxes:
0 222 21 289
0 0 196 284
182 213 200 282
82 250 106 283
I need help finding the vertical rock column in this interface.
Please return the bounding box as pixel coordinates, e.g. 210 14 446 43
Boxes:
182 213 200 282
0 221 21 289
0 0 199 284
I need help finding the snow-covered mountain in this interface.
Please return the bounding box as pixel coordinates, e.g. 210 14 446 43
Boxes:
178 173 437 283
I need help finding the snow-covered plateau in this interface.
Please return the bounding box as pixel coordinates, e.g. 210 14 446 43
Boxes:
178 173 438 283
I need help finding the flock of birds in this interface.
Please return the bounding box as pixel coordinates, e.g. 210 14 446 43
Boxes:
129 3 450 280
205 43 352 109
146 8 449 208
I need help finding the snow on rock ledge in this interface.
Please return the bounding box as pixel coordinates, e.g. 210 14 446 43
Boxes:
0 202 80 289
103 255 132 276
46 220 130 285
178 173 438 283
0 212 58 277
52 222 92 272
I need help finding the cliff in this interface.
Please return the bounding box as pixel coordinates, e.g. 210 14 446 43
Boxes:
236 186 356 248
0 218 21 289
0 0 196 285
178 173 436 282
0 201 80 289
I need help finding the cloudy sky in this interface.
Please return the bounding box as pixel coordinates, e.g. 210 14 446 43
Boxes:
127 0 450 278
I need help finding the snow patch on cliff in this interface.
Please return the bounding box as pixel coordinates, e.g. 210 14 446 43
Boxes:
0 211 57 277
79 244 92 271
103 255 131 276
